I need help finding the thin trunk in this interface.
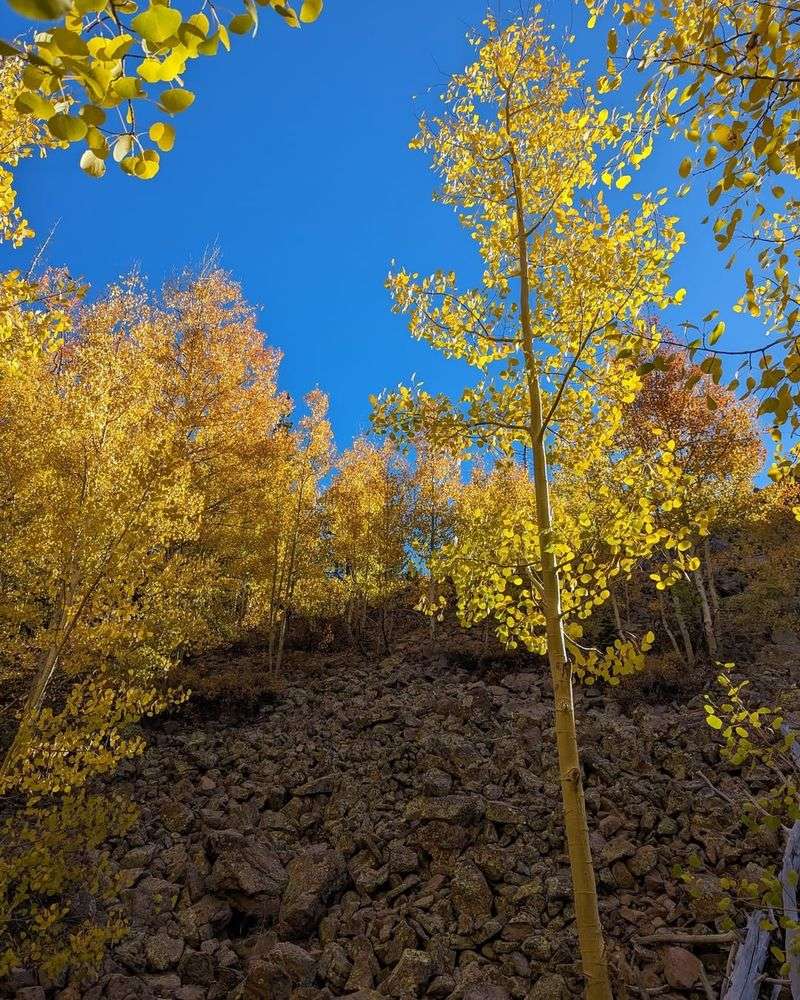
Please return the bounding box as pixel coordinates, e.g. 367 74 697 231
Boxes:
693 568 718 658
703 536 720 621
670 588 695 666
609 588 624 640
275 611 289 676
658 589 682 660
511 155 611 1000
1 601 66 782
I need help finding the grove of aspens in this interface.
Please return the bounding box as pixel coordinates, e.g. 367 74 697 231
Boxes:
0 1 798 998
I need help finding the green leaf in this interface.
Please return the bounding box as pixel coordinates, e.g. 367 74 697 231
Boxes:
131 4 182 43
47 113 88 142
80 148 106 178
158 88 195 114
7 0 71 20
706 715 723 730
299 0 322 22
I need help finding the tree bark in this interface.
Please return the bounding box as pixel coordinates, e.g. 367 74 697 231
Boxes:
693 568 718 658
511 154 611 1000
609 588 624 640
658 589 683 660
703 536 721 621
671 588 695 666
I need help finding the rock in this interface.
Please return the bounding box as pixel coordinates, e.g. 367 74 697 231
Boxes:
485 800 526 825
177 948 215 986
318 941 352 989
243 959 292 1000
772 627 800 651
381 949 433 997
144 933 184 971
405 795 484 825
388 843 419 874
628 844 658 877
527 973 568 999
663 946 702 988
601 836 636 865
268 942 317 986
161 800 194 834
451 861 493 933
279 845 349 936
464 985 511 1000
208 839 288 917
421 768 453 796
346 938 379 991
500 673 536 693
293 775 334 796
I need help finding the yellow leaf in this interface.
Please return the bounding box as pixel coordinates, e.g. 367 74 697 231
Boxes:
131 4 182 43
300 0 322 22
149 121 175 152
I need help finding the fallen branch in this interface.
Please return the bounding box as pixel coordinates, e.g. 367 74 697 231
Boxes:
634 931 737 947
722 909 771 1000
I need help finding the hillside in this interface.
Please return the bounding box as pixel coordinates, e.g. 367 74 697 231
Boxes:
6 623 797 1000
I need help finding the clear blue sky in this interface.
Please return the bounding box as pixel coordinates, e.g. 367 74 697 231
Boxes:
1 0 769 448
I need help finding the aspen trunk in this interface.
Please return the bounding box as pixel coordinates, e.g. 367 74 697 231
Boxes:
658 589 683 660
703 537 721 621
0 612 64 782
670 588 695 666
693 568 718 658
609 588 624 640
510 150 611 999
529 390 611 1000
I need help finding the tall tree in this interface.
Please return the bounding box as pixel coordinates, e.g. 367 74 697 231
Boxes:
372 14 690 997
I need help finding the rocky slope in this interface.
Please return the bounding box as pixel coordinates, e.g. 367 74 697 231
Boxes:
7 636 790 1000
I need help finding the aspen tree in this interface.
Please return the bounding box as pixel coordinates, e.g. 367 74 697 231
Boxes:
372 14 689 996
325 438 410 652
